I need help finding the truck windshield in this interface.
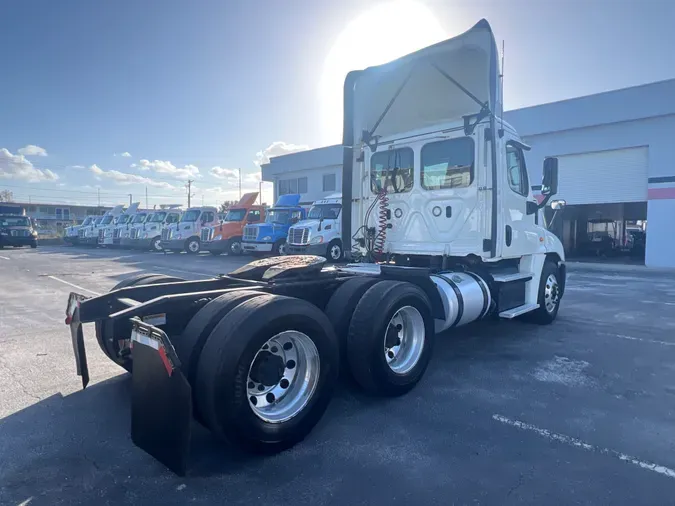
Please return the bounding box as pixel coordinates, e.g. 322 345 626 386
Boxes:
149 212 166 223
0 216 30 227
370 147 414 194
224 208 247 221
117 215 131 225
131 213 147 224
266 209 290 225
100 215 113 225
81 217 92 226
94 218 103 225
308 204 341 220
180 210 201 222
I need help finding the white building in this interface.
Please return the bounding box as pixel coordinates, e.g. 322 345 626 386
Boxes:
261 79 675 268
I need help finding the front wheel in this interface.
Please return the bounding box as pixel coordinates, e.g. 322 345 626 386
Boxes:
272 239 287 256
185 237 201 254
30 242 37 249
325 239 343 262
151 237 163 252
523 261 562 324
228 236 243 256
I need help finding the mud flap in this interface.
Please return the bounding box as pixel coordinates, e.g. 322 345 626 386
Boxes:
65 292 90 389
130 318 192 476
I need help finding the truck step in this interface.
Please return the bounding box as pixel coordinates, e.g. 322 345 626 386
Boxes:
492 272 533 283
499 303 539 319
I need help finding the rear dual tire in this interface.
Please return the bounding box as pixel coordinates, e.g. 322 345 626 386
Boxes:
194 294 339 453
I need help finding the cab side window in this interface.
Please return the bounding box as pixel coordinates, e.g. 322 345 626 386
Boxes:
202 212 214 223
247 210 261 222
506 143 529 197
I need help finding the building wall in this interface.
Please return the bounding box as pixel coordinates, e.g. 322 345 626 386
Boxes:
271 165 342 206
508 114 675 268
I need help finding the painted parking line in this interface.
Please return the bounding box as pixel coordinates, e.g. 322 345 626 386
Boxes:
47 275 102 296
600 332 675 347
0 255 10 260
492 414 675 480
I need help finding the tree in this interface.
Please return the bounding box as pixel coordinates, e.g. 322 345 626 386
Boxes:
218 200 238 214
0 190 14 202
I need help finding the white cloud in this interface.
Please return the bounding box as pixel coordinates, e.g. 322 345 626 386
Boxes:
244 171 262 184
68 165 85 169
120 152 131 157
254 141 309 167
17 144 48 157
0 148 59 182
137 159 200 180
209 166 239 180
89 164 177 190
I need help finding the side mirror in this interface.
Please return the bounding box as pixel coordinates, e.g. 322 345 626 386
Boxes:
550 199 566 210
290 217 299 225
538 157 559 208
542 157 559 196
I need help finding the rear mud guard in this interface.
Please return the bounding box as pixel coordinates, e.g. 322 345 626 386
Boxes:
66 292 90 389
129 318 192 476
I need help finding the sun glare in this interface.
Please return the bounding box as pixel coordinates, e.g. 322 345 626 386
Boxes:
320 1 448 144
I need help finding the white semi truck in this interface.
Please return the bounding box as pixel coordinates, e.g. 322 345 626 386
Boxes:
286 194 343 261
124 206 182 251
99 203 141 247
160 205 219 254
64 215 99 245
64 19 566 476
79 205 124 246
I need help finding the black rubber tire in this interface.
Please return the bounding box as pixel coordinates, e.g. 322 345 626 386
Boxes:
228 236 243 256
272 238 286 256
151 237 162 252
195 294 339 453
185 237 201 254
325 277 380 361
325 239 343 262
522 261 561 325
30 242 37 249
95 274 185 371
346 280 435 396
175 290 267 388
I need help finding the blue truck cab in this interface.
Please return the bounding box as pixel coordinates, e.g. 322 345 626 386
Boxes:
242 194 306 255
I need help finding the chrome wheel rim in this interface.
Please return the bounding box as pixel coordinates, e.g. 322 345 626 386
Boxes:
153 238 162 251
330 244 341 260
188 240 199 252
247 330 320 423
384 305 425 375
544 274 560 313
278 242 287 255
231 241 241 254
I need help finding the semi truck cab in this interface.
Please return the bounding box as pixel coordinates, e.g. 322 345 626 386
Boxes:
242 194 305 255
120 211 151 248
202 192 265 256
81 205 123 245
287 194 343 261
0 214 38 249
161 206 219 254
100 203 140 246
64 215 97 245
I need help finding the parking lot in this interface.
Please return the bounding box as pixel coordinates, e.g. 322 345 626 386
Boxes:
1 246 675 505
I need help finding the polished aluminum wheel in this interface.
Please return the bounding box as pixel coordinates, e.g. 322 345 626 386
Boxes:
247 331 320 423
383 305 425 375
188 239 200 253
230 240 242 255
544 273 560 313
278 242 287 255
329 244 342 261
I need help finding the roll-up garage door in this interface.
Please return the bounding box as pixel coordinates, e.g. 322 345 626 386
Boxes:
556 147 648 205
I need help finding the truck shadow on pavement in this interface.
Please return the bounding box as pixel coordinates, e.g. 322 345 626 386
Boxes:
0 318 549 506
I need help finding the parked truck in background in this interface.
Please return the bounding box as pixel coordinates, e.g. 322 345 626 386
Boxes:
242 194 306 255
287 194 343 261
64 215 98 245
161 206 219 254
120 210 151 248
0 214 38 248
202 192 265 256
64 19 567 476
80 205 124 246
125 207 182 251
100 203 140 247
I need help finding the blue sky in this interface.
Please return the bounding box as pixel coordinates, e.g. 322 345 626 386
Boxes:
1 0 674 208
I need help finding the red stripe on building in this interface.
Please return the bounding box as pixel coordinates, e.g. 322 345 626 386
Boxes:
648 187 675 200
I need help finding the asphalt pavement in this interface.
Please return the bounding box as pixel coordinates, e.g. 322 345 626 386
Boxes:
1 245 675 505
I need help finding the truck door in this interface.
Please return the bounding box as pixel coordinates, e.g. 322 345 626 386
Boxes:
501 140 542 258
